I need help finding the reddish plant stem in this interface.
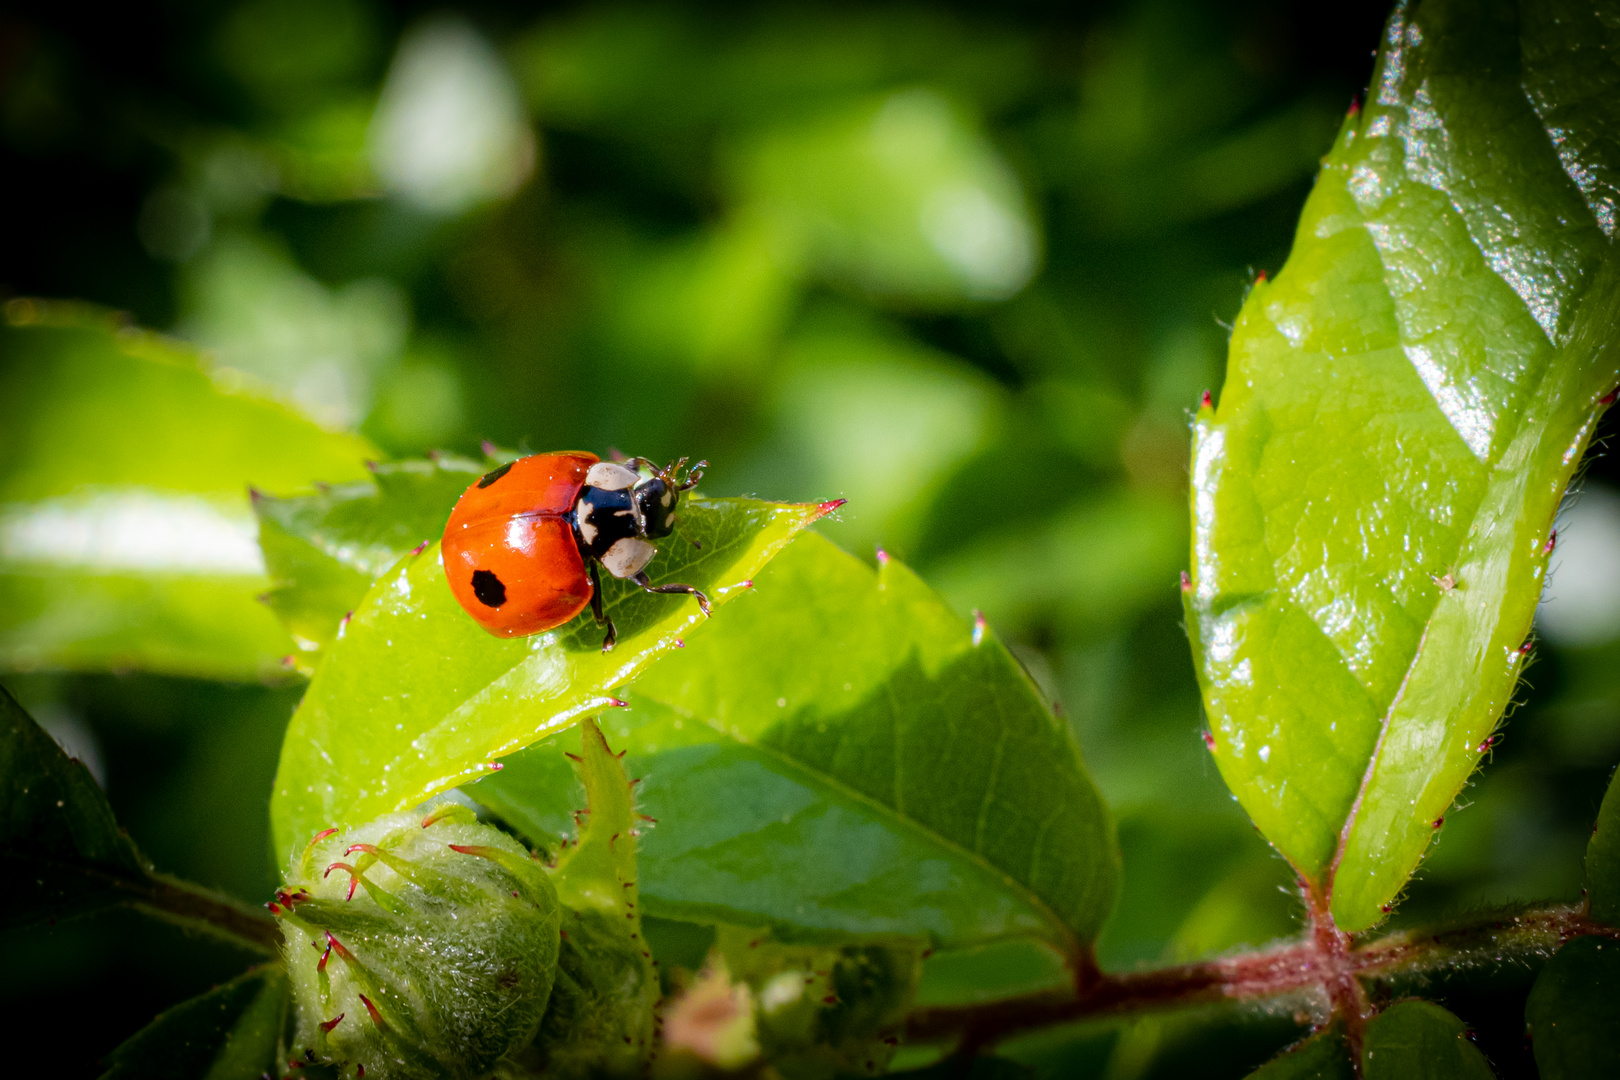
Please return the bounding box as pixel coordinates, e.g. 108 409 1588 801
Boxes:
1303 878 1368 1064
903 903 1614 1050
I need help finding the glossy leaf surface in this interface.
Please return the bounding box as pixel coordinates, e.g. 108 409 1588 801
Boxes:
0 682 148 927
254 455 485 657
1525 936 1620 1079
270 496 833 862
474 533 1118 952
1185 0 1620 929
0 304 373 679
1587 761 1620 926
101 967 288 1080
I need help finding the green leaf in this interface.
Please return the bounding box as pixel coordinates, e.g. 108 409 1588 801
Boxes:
473 532 1119 953
1525 935 1620 1079
1 680 148 926
253 455 486 658
1185 0 1620 930
101 966 288 1080
1361 1000 1495 1079
1 682 281 950
1587 765 1620 926
1246 1029 1352 1079
0 303 373 679
270 496 833 862
532 719 658 1077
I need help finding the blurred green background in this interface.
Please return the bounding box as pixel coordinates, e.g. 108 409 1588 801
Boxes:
5 1 1620 1076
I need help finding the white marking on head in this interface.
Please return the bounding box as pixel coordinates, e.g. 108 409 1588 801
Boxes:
576 510 598 545
586 462 639 491
602 537 656 578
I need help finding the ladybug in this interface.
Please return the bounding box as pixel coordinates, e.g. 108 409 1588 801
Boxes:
442 452 709 650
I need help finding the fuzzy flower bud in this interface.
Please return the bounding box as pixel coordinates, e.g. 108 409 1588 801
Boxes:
273 806 560 1080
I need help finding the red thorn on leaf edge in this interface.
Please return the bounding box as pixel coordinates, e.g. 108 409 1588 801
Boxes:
1380 904 1392 914
875 547 889 567
1255 269 1268 283
1601 388 1617 407
320 1013 345 1034
817 498 848 517
608 698 628 708
358 994 385 1028
1348 97 1362 116
564 752 582 763
1519 641 1534 655
971 610 986 647
311 828 339 845
481 439 501 458
674 638 684 648
364 460 379 473
1545 530 1557 554
1181 570 1193 594
1200 390 1214 410
1432 817 1445 828
408 539 430 556
1202 731 1216 752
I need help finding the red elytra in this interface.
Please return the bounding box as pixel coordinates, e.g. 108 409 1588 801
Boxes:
441 451 712 649
442 452 598 638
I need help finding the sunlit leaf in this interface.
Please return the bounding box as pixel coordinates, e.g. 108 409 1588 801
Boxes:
254 455 485 657
1525 935 1620 1079
1361 1000 1495 1079
473 533 1118 953
101 966 288 1080
1185 0 1620 930
269 496 833 861
0 303 373 679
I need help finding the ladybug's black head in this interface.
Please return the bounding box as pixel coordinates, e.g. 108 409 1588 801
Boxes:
632 457 705 540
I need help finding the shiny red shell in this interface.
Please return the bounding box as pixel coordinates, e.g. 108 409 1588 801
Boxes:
442 452 599 637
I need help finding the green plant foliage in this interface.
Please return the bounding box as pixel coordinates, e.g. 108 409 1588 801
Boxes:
473 533 1118 954
0 304 373 679
1 682 149 927
277 809 560 1080
1245 1029 1353 1079
254 455 487 657
1361 1000 1495 1079
100 966 288 1080
714 925 922 1077
1525 935 1620 1079
528 719 657 1077
1 683 279 951
1185 0 1620 930
269 496 831 864
1588 765 1620 925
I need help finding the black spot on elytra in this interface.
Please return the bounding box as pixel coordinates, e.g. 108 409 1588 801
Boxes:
477 462 513 488
471 569 507 607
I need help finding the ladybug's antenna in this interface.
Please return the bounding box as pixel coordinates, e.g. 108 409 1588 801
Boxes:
668 459 706 491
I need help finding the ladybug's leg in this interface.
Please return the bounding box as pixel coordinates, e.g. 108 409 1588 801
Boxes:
589 561 618 652
631 572 712 618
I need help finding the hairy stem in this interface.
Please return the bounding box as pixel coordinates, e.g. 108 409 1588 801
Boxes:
133 872 282 954
903 903 1614 1050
